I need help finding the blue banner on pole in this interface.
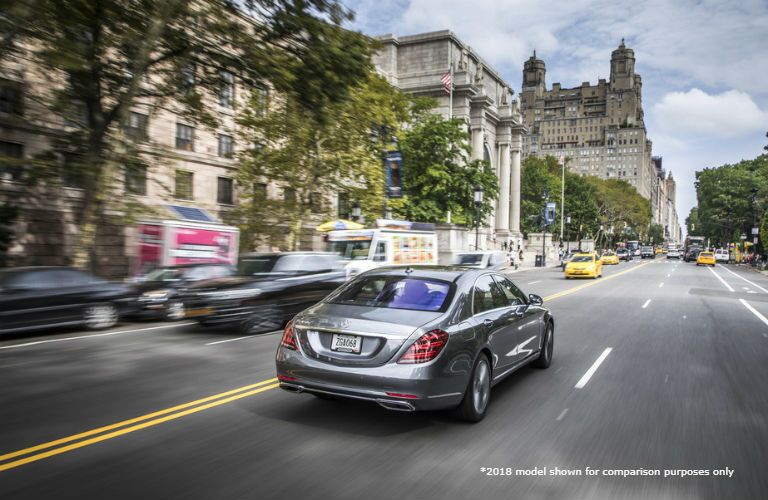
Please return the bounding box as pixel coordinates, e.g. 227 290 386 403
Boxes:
545 202 557 224
385 151 403 198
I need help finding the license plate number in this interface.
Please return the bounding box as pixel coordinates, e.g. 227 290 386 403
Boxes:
186 307 213 317
331 333 362 353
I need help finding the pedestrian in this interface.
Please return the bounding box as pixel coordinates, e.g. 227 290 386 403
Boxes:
519 248 524 264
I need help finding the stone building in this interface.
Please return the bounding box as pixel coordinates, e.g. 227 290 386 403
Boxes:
373 30 526 250
520 41 658 202
651 156 681 244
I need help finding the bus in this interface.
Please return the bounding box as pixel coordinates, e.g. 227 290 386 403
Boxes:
626 240 640 257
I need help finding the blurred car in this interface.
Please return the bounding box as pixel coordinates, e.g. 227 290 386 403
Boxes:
276 266 553 422
685 247 702 262
129 263 235 320
667 249 681 259
696 251 716 267
560 252 575 270
655 247 664 255
616 248 632 261
714 249 729 262
601 251 619 265
453 251 507 270
564 253 603 279
183 252 346 334
640 245 655 259
0 266 133 334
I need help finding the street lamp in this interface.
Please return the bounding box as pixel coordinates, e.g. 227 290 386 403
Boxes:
474 185 484 250
541 189 550 266
566 213 572 252
351 201 361 222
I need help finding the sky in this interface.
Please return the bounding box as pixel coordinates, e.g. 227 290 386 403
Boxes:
342 0 768 233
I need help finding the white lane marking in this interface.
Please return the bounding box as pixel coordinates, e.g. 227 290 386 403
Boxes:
667 274 671 278
739 299 768 329
556 408 569 421
718 265 768 293
748 291 757 294
707 266 734 292
659 282 664 288
665 375 669 384
205 330 282 345
683 315 687 319
642 299 651 309
527 280 542 285
554 367 563 374
575 348 612 389
0 322 196 351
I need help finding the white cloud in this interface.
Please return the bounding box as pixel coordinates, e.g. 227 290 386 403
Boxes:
653 88 768 138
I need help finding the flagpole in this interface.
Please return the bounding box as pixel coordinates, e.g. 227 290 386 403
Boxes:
448 43 453 119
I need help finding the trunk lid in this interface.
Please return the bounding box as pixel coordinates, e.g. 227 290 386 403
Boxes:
293 302 444 367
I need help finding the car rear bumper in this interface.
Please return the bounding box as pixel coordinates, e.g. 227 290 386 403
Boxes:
275 347 467 411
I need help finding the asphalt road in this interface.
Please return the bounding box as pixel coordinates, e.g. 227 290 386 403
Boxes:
1 258 767 499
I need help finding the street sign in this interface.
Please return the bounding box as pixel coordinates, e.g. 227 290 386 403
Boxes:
752 227 759 235
754 237 759 244
741 233 747 240
384 151 403 198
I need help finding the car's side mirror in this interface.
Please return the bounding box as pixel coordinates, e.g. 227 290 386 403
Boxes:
529 294 543 306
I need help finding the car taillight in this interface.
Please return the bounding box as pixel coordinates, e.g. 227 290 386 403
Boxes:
280 321 298 350
397 330 449 364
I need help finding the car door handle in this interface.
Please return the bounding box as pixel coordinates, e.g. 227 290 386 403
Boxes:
483 319 494 328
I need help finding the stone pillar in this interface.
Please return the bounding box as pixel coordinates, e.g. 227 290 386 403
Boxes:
509 133 522 236
495 142 510 234
471 126 484 161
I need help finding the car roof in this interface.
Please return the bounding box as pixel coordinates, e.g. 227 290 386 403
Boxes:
363 265 489 282
240 252 338 257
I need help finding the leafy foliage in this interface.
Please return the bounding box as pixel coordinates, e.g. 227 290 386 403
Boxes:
390 105 499 226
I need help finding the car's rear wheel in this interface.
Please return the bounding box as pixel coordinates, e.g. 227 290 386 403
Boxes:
533 322 554 369
84 303 118 330
455 354 491 422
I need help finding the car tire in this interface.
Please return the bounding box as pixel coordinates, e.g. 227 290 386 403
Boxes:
533 322 554 369
164 300 186 321
454 353 492 423
84 303 118 330
240 306 284 335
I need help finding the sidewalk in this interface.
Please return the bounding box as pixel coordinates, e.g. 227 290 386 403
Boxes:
503 258 561 274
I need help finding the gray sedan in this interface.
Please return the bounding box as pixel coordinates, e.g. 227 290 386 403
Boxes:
275 266 554 422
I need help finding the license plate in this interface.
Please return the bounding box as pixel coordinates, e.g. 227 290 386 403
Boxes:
185 307 213 317
331 333 362 354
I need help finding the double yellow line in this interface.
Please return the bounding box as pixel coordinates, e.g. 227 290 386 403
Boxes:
1 260 651 472
0 378 278 472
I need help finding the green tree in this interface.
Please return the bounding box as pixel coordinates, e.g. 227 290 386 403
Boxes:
648 223 664 244
233 73 410 251
391 105 498 226
0 0 372 272
686 206 699 235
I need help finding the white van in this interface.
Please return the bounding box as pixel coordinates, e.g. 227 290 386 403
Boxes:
714 248 729 262
327 220 438 279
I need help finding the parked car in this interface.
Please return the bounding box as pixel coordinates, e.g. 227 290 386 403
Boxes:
0 267 133 334
129 263 235 320
183 252 346 334
276 266 553 422
640 245 655 259
616 248 632 261
714 249 729 262
453 251 507 270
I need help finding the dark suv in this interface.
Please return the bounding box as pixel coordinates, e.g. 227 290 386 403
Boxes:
182 252 346 334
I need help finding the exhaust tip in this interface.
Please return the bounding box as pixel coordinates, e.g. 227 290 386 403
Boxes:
376 399 416 412
280 383 305 394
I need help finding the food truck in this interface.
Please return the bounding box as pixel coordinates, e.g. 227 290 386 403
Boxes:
327 219 438 279
132 205 240 276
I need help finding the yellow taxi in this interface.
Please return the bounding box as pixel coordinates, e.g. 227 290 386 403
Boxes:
601 251 620 265
655 247 664 255
564 252 603 279
696 251 716 266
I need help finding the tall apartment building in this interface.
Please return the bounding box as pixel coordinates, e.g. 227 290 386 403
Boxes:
520 41 657 201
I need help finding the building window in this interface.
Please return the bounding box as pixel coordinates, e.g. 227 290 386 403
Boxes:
219 71 235 108
0 141 23 180
284 187 296 205
124 112 148 141
254 85 269 116
254 182 267 200
0 79 23 115
218 134 233 158
217 177 233 205
176 124 194 151
175 170 193 200
125 165 147 195
180 63 196 93
337 192 349 219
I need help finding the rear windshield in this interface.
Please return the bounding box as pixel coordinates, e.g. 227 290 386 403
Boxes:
571 255 594 263
456 254 483 265
700 252 713 257
329 276 452 312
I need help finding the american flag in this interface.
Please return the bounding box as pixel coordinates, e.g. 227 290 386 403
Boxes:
440 71 452 94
